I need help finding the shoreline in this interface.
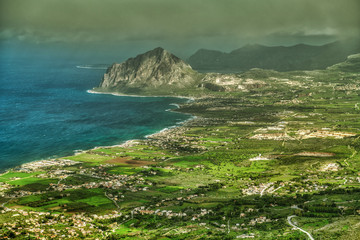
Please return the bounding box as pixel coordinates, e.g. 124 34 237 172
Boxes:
87 89 196 102
0 92 197 175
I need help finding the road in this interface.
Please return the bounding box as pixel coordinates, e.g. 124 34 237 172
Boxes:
104 192 120 209
287 215 314 240
260 184 271 197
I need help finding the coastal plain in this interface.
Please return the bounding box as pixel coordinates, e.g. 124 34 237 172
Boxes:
1 54 360 239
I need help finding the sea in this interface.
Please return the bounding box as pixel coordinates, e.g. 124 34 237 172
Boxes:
0 42 191 171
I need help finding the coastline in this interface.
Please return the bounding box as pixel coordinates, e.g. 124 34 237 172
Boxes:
1 91 197 175
87 89 196 102
87 88 197 143
2 49 360 239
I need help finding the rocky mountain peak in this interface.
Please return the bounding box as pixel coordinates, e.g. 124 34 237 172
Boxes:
135 47 178 62
147 47 168 56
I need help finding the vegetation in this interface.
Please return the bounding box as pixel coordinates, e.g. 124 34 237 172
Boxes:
0 56 359 239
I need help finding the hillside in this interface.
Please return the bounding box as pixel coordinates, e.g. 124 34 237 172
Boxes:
327 53 360 72
188 40 360 72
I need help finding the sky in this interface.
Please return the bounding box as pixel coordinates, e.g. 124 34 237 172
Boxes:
0 0 359 58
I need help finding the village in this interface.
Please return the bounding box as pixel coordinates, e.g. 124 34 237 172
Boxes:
1 110 359 239
1 66 360 239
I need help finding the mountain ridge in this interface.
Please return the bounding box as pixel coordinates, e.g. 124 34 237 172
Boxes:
188 40 360 72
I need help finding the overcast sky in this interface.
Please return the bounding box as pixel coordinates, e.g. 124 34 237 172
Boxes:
0 0 359 56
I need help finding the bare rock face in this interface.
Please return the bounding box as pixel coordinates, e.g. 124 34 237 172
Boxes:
99 47 200 94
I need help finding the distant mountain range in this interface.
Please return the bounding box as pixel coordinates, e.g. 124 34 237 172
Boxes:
187 40 360 72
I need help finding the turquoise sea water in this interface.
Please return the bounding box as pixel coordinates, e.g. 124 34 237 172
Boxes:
0 44 190 171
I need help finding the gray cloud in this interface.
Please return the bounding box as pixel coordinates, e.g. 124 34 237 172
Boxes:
0 0 359 47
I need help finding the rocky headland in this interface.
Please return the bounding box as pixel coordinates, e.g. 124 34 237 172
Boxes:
95 47 202 95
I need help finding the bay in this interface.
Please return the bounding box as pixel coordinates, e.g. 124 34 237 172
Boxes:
0 47 190 171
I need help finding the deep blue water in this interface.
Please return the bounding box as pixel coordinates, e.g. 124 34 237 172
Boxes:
0 45 190 171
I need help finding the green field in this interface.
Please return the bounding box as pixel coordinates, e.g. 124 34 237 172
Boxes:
1 59 360 239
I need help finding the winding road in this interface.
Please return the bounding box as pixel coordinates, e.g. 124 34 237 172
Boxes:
287 215 314 240
104 192 120 209
260 184 271 197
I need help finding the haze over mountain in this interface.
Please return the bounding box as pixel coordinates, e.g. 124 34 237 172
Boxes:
188 40 360 72
1 0 359 58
